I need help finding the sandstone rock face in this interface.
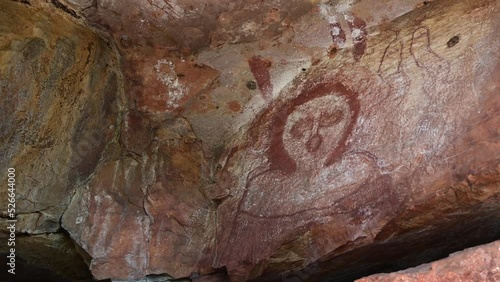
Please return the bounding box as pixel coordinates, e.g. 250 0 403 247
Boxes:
62 117 215 280
56 0 427 153
0 1 121 279
211 0 500 280
1 0 499 281
356 240 500 282
0 1 122 234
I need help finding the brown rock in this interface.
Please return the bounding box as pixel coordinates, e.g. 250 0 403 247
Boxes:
356 240 500 282
2 0 499 281
0 0 121 234
62 118 213 280
211 0 500 280
125 54 219 114
120 110 152 154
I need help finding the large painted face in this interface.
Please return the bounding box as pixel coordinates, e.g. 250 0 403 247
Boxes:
283 94 352 168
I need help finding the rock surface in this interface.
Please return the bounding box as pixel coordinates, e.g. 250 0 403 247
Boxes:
62 117 214 280
211 0 500 280
0 0 122 234
0 0 122 279
0 233 94 281
0 0 499 281
356 240 500 282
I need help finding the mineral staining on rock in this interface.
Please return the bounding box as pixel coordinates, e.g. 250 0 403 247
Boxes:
1 0 499 281
62 117 214 280
211 0 500 280
0 0 121 234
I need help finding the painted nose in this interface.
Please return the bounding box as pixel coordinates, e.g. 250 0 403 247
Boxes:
306 133 322 153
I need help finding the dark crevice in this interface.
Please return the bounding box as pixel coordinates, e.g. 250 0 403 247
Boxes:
11 0 31 5
0 230 109 282
186 268 230 282
251 212 500 282
81 0 98 12
50 0 80 19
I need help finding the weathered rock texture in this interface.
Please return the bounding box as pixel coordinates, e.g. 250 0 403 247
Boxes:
0 0 122 279
0 0 122 234
62 117 214 279
209 0 500 280
1 0 499 281
356 240 500 282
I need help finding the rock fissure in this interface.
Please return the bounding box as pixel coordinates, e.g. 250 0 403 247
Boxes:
50 0 79 19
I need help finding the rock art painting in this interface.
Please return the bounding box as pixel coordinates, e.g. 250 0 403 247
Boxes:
377 30 409 99
210 4 497 279
329 20 347 49
248 56 273 101
3 0 499 281
212 77 402 280
239 83 362 216
345 14 368 62
321 2 368 61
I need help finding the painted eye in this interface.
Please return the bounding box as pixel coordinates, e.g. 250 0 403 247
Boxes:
319 110 343 127
290 116 313 139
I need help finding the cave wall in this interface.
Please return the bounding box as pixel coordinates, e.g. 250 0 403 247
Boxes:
211 0 500 280
0 0 122 279
0 0 499 281
0 0 122 234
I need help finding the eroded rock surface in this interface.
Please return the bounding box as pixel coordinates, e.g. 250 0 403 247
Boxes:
62 117 215 280
356 240 500 282
210 0 500 280
0 1 122 234
1 0 499 281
